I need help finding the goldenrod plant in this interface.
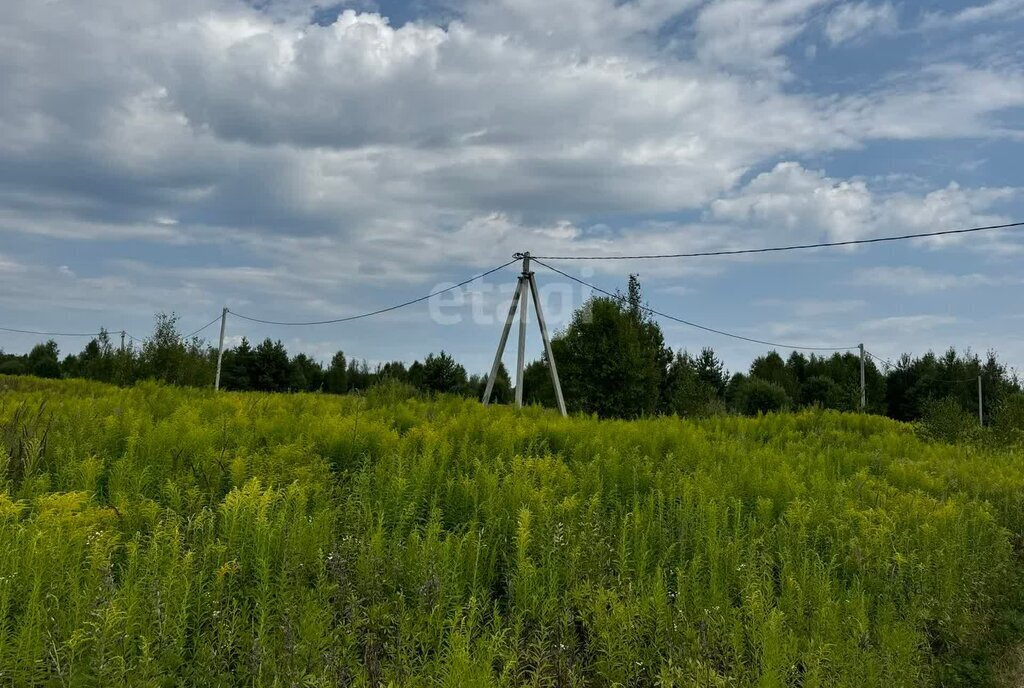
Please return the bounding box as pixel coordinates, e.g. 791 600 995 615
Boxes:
1 375 1022 686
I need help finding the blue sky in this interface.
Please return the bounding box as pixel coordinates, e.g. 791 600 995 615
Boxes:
1 0 1023 378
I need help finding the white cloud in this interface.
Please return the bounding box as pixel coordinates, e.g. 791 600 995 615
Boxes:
461 0 696 54
709 162 1017 243
852 266 1018 293
760 298 867 317
832 64 1024 140
861 314 958 333
0 0 1022 368
921 0 1024 30
0 0 1019 265
825 2 897 45
693 0 829 71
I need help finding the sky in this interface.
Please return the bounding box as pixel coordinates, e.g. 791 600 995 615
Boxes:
1 0 1023 378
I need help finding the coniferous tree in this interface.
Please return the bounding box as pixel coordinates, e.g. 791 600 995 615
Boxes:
324 351 348 394
252 339 291 392
420 351 467 394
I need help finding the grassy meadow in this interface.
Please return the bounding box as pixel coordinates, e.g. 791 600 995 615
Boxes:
1 375 1024 686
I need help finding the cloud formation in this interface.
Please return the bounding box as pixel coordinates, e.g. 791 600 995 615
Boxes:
825 2 897 44
0 0 1022 369
710 162 1017 242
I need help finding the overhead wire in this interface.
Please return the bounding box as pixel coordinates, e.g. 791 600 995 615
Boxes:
0 325 109 338
5 219 1022 349
532 258 856 352
866 350 895 370
182 314 223 340
530 221 1024 261
229 258 519 326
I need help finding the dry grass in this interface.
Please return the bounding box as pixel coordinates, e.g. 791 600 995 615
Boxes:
996 643 1024 688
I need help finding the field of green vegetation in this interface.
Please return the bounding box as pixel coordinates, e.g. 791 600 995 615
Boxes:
2 376 1024 686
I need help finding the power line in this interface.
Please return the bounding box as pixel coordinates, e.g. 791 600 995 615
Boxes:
530 221 1024 261
866 350 895 370
182 315 223 340
0 325 107 338
532 259 855 352
229 259 519 326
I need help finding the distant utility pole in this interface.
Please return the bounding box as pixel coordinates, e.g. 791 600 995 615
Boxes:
978 375 984 426
859 343 866 412
120 330 126 352
214 307 228 391
483 252 567 416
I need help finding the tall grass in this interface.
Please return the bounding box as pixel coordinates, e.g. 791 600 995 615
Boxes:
1 375 1023 686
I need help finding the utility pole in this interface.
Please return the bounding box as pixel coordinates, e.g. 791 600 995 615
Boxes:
515 254 530 407
483 279 522 405
859 343 866 412
120 330 126 352
528 270 567 416
483 252 567 416
978 375 984 426
214 307 228 391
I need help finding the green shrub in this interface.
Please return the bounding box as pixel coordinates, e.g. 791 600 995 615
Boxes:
920 396 981 443
736 377 791 415
991 393 1024 446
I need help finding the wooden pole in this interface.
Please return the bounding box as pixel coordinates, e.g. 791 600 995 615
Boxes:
528 272 566 417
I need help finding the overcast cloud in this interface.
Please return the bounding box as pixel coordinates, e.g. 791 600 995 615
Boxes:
1 0 1022 373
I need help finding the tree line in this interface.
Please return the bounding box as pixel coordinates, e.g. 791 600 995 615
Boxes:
1 278 1019 424
0 314 513 403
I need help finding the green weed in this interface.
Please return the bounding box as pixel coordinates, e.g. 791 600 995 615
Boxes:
1 375 1023 686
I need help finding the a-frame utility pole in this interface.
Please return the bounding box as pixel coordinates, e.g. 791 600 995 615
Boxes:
482 252 567 416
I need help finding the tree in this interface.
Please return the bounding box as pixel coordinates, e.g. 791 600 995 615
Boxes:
420 351 467 394
694 347 727 396
749 351 798 398
552 276 670 419
28 341 61 379
81 329 116 381
376 361 408 383
137 312 212 386
0 350 26 376
522 359 555 407
252 339 290 392
407 360 425 390
221 338 255 391
665 351 719 417
478 361 513 404
799 375 844 409
735 377 790 415
346 359 372 392
324 351 348 394
289 353 324 392
140 312 185 383
884 348 1001 421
